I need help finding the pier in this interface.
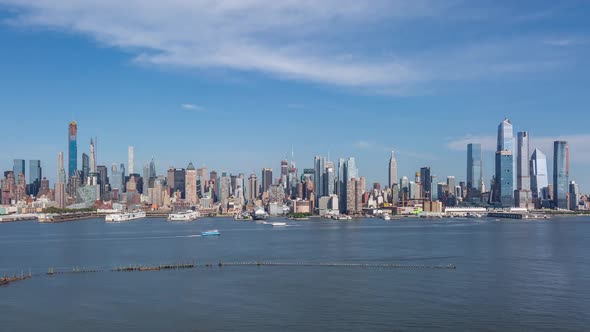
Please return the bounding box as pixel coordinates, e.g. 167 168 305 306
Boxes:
1 260 456 288
488 212 524 219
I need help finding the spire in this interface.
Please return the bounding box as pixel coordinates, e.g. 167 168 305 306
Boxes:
187 162 196 171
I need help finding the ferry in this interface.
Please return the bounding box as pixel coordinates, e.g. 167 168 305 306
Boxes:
252 208 269 221
201 229 221 236
105 211 146 222
167 210 200 222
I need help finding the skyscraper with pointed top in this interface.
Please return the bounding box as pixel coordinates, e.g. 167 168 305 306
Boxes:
494 118 514 207
388 150 397 190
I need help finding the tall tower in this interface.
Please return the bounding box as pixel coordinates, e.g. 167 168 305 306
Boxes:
248 173 259 203
55 152 66 208
388 150 397 190
495 119 514 207
530 149 548 200
128 146 135 174
28 160 42 196
89 139 96 174
68 121 78 178
261 168 273 194
553 141 569 209
13 159 25 183
515 132 533 208
149 157 156 179
57 152 66 183
185 162 198 205
467 143 483 192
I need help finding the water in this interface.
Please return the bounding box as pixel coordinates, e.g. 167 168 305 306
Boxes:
1 217 589 331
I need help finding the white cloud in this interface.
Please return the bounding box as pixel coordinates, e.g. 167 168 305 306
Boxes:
0 0 574 92
181 103 205 111
354 140 375 149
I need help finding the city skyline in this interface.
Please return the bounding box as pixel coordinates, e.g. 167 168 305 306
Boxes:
0 1 589 190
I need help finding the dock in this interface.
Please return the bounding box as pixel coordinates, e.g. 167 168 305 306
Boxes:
488 212 524 219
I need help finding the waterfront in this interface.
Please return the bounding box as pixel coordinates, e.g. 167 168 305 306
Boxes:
1 217 589 331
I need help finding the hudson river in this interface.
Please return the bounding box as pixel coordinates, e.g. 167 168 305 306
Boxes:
1 217 589 331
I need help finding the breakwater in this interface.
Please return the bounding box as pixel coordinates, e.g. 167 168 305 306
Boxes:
1 261 456 288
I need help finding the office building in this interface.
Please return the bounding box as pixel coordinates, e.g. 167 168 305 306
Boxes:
553 141 569 209
262 168 273 194
495 150 514 207
388 150 397 189
68 121 77 178
185 162 198 205
28 160 42 196
467 143 483 199
420 167 431 200
515 132 533 208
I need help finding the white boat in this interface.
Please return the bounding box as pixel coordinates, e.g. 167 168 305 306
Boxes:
167 210 200 221
271 222 287 227
382 213 391 221
105 211 146 222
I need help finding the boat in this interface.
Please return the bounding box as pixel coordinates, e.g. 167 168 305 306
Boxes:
252 208 269 221
382 213 391 221
271 222 287 227
337 215 352 221
105 211 146 222
167 210 200 221
201 229 220 236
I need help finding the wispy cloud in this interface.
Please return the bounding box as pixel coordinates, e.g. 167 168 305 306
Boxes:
543 39 574 47
181 103 205 111
446 134 590 163
0 0 577 93
354 140 376 149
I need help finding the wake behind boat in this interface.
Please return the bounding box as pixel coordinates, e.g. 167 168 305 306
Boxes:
105 211 146 222
167 210 200 222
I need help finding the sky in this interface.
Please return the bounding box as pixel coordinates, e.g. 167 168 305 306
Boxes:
0 0 589 190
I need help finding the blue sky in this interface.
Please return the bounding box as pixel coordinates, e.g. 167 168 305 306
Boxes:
0 1 589 190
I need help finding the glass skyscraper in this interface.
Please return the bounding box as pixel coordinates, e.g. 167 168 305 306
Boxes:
495 151 514 207
68 121 78 178
553 141 569 209
28 160 42 196
13 159 25 183
467 143 483 192
530 149 548 199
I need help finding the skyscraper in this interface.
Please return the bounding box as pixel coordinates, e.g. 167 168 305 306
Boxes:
388 150 397 189
55 153 66 208
13 159 25 183
82 153 89 184
420 167 431 200
467 143 483 198
262 168 273 194
553 141 569 209
128 146 134 175
569 181 580 210
495 118 514 207
325 162 335 196
57 152 66 184
530 149 549 200
185 162 198 205
495 150 514 207
149 157 156 179
515 132 533 208
68 121 77 178
248 173 259 203
28 160 42 196
314 156 325 200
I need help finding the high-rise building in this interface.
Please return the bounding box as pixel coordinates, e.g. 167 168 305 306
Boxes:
495 150 514 207
553 141 569 209
167 167 186 198
96 165 108 196
388 150 397 189
128 146 134 175
569 181 580 210
28 160 42 196
185 162 198 205
420 167 431 200
325 162 335 196
82 153 89 184
280 159 288 188
530 149 549 200
467 143 483 198
55 156 66 209
261 168 273 194
314 156 325 200
13 159 25 183
248 173 259 203
446 176 456 196
110 164 123 192
495 118 515 207
149 157 156 179
68 121 78 178
430 175 439 201
514 132 533 208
